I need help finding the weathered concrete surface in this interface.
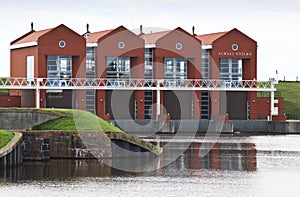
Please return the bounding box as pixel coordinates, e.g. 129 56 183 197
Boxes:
111 120 175 133
0 109 59 130
0 132 23 166
20 131 161 161
21 131 112 161
111 120 300 134
106 132 162 156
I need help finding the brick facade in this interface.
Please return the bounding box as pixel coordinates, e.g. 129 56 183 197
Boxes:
3 24 285 121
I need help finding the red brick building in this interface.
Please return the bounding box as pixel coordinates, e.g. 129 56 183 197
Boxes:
10 24 86 109
196 29 285 120
1 24 285 121
85 26 145 120
141 27 202 120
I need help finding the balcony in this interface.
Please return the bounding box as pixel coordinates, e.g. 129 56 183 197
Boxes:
0 78 276 92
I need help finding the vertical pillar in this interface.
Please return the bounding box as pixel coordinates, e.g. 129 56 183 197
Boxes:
156 88 160 120
35 89 40 108
35 78 41 109
136 90 145 120
270 82 275 121
210 91 220 120
193 90 201 119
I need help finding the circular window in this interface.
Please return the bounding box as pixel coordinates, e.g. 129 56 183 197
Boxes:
59 40 66 48
176 43 183 50
232 44 238 51
118 41 125 49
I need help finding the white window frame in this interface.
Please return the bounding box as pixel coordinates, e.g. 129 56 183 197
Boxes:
26 56 34 81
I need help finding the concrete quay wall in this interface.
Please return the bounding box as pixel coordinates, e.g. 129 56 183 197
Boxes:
0 109 59 130
21 131 112 161
112 120 300 134
20 131 160 161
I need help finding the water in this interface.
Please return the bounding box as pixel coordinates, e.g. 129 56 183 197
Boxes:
1 135 300 196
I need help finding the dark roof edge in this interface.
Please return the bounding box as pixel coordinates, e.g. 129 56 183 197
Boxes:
10 30 35 45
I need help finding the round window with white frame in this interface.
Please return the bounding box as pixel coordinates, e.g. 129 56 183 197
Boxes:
176 43 183 50
118 41 125 49
232 43 239 51
59 40 66 48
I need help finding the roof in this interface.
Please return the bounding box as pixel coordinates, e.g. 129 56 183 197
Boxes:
140 30 171 44
11 28 53 45
196 31 228 45
86 29 114 43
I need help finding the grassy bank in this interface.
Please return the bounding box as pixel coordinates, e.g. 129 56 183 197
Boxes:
276 81 300 119
0 130 14 149
33 109 123 132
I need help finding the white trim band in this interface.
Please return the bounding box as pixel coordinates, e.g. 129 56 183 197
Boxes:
10 41 38 49
86 42 98 47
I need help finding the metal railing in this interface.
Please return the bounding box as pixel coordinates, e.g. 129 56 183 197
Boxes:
0 78 276 91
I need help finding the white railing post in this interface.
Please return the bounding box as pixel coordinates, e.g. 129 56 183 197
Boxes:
35 78 42 108
269 78 278 121
156 80 162 120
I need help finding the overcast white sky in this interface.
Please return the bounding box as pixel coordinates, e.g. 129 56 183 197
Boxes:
0 0 299 80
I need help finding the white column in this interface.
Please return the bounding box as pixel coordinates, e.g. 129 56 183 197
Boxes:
270 81 275 121
35 78 41 109
36 88 40 108
157 88 160 120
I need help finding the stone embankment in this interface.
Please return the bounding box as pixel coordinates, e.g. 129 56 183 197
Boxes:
0 132 22 166
21 130 161 161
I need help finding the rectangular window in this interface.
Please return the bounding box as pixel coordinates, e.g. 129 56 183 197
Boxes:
145 48 153 78
201 91 210 119
144 90 153 119
106 56 130 79
47 56 72 80
201 49 210 79
164 58 187 80
86 47 96 75
26 56 34 81
220 58 242 80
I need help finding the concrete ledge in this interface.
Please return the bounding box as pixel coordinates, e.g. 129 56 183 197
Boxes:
106 132 162 156
0 109 60 130
111 120 300 134
0 132 22 158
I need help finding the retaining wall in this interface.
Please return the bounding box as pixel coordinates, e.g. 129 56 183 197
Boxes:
20 131 160 161
21 131 112 161
111 120 300 134
0 109 59 130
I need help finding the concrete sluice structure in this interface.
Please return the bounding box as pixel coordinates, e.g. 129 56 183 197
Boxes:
0 133 23 167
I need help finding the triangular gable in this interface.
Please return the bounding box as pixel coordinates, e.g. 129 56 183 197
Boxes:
140 30 171 45
10 24 83 49
10 28 52 46
86 29 114 43
197 28 256 45
196 31 228 45
171 27 202 45
10 30 35 45
222 28 257 44
141 27 201 45
87 25 141 43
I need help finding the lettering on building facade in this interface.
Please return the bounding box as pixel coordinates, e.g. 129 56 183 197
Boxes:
218 52 252 56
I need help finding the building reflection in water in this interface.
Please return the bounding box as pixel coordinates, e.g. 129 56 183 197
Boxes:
0 141 257 181
155 141 257 173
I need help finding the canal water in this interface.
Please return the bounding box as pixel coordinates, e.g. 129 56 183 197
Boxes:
1 135 300 196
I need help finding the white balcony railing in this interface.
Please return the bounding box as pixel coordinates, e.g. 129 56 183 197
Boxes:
0 78 276 91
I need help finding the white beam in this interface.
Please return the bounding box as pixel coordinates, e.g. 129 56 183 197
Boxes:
10 41 38 49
